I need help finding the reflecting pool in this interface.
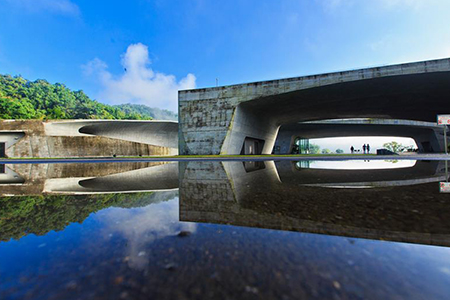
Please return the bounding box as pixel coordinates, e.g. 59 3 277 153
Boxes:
1 160 450 299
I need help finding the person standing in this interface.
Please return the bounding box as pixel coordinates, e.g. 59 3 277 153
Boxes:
362 144 367 154
367 144 370 154
350 146 354 154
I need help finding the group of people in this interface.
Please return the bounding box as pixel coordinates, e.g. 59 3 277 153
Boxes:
350 144 370 154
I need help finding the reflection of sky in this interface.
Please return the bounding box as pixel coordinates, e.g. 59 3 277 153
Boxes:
311 136 417 153
95 196 196 270
1 190 450 298
307 160 417 170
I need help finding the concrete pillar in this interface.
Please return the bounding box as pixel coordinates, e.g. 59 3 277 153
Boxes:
221 106 279 154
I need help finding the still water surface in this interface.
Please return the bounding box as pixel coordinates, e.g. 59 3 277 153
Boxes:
1 160 450 299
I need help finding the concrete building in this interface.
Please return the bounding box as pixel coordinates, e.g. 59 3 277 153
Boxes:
0 119 178 158
179 58 450 155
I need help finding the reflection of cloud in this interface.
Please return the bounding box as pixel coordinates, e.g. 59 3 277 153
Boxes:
82 43 196 112
98 195 196 270
6 0 80 16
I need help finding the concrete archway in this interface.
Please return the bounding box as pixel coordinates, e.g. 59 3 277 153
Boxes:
273 119 446 154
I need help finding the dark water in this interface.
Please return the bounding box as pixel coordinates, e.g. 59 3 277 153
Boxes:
1 160 450 299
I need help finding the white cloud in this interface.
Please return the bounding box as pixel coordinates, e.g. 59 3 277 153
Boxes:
315 0 355 12
82 43 196 112
377 0 426 10
7 0 80 16
369 34 394 52
317 0 435 12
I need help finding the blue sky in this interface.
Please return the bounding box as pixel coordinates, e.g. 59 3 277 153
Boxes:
1 0 450 112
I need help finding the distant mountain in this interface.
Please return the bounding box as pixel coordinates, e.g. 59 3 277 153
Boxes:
114 104 178 121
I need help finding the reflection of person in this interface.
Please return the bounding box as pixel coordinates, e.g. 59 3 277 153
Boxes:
367 144 370 153
350 146 354 154
362 144 367 154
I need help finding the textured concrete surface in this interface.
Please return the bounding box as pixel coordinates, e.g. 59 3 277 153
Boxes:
0 131 25 152
0 120 178 158
46 120 178 149
179 58 450 155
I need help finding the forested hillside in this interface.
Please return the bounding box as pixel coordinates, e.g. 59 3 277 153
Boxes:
0 75 175 120
114 104 178 121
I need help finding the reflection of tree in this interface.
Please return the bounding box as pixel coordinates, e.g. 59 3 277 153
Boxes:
0 192 174 242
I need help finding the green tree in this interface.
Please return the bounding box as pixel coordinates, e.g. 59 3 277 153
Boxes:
383 141 405 153
0 74 155 120
309 144 320 154
335 149 344 154
321 148 332 154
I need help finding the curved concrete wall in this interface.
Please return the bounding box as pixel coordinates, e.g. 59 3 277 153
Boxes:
45 120 178 149
0 120 178 158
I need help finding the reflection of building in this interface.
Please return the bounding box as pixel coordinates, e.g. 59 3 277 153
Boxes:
180 160 450 247
0 161 180 242
0 162 178 196
0 119 178 158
